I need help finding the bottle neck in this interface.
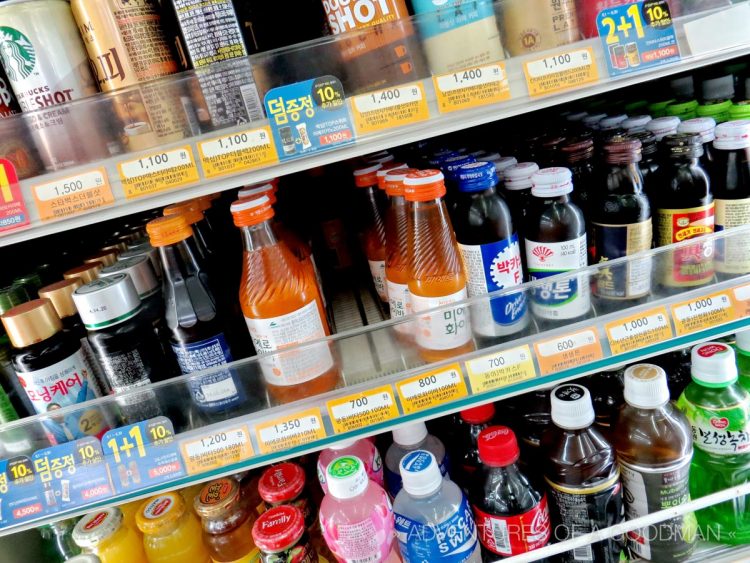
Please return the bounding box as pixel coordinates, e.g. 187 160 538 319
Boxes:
240 220 278 253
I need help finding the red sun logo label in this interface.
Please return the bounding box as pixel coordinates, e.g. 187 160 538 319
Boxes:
532 246 553 263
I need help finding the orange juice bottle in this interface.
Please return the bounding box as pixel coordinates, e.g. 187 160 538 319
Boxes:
404 170 475 362
231 195 340 403
72 507 147 563
384 167 421 338
136 492 210 563
354 164 389 304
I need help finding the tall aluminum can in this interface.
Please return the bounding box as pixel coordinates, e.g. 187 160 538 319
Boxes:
71 0 190 152
0 63 39 179
0 0 115 171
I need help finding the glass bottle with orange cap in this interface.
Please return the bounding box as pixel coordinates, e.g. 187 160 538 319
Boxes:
146 214 247 420
194 477 261 563
0 299 107 444
72 507 147 563
404 169 475 362
231 195 340 404
353 164 390 306
136 492 211 563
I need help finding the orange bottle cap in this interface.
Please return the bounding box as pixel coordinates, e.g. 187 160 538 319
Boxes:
403 170 447 201
193 196 213 212
376 162 408 190
163 201 204 225
231 195 275 227
136 493 186 536
384 168 421 197
353 163 381 188
146 214 193 247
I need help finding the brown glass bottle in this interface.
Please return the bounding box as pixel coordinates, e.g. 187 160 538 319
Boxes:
561 136 597 262
593 136 652 312
630 131 660 198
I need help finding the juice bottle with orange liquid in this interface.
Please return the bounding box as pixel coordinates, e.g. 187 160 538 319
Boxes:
404 170 474 362
384 167 421 338
72 507 147 563
353 164 389 305
231 195 340 403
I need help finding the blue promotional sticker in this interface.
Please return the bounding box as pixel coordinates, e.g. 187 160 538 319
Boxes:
597 0 680 77
411 0 496 38
102 417 185 495
0 455 44 527
264 75 354 161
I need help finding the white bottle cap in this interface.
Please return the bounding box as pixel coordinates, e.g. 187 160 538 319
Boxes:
504 162 539 190
583 113 607 129
622 115 652 132
531 167 573 197
701 75 734 101
671 75 695 98
238 183 274 200
326 456 369 499
678 117 717 144
551 384 595 429
393 422 428 446
598 114 628 131
400 450 442 496
491 156 518 176
736 329 750 352
691 342 738 386
646 116 681 140
713 120 750 150
72 508 122 547
624 364 670 409
101 256 159 299
73 274 141 330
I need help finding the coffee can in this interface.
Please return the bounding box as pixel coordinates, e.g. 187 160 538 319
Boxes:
0 0 116 171
71 0 190 152
0 63 39 179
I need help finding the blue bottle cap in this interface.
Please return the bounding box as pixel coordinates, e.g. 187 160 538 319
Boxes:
441 155 477 180
456 161 498 193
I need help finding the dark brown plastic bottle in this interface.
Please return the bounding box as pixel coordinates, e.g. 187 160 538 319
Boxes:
542 384 624 563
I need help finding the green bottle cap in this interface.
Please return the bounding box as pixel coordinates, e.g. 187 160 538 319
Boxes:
12 273 43 296
0 285 28 316
648 99 676 118
729 101 750 120
665 99 699 120
696 99 733 123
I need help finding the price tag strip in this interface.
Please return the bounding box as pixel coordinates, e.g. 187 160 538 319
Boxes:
535 328 604 376
198 127 278 179
597 0 680 77
605 307 674 355
118 146 200 199
433 63 511 113
523 47 598 97
326 385 400 434
671 291 737 336
732 283 750 318
32 168 114 221
180 425 254 476
351 82 430 135
0 455 45 527
0 158 30 233
102 417 185 494
395 363 468 414
464 345 537 394
255 408 327 455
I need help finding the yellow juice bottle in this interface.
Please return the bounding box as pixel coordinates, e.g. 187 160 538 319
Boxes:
72 507 147 563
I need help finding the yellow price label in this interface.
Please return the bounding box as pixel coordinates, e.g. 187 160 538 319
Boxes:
433 63 511 113
326 386 400 434
464 345 536 393
118 146 200 199
605 307 673 355
671 291 736 336
535 328 604 376
523 47 598 97
395 364 468 414
32 168 114 221
180 425 254 476
351 82 429 134
255 408 326 455
198 127 278 179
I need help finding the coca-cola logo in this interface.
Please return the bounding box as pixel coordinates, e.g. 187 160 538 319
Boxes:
711 417 730 429
698 343 727 358
481 427 511 442
530 504 550 535
532 246 553 263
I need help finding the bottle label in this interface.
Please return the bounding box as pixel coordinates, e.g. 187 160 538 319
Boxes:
593 221 652 299
472 494 551 556
412 0 496 38
172 333 233 374
385 453 449 498
386 279 411 335
395 495 479 563
16 349 107 443
715 198 750 274
525 235 590 320
619 458 697 561
368 260 388 302
410 289 472 351
677 393 750 455
545 473 623 563
98 347 152 393
656 205 715 286
245 300 334 386
458 236 527 337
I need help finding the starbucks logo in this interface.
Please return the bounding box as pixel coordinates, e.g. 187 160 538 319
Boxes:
0 27 36 81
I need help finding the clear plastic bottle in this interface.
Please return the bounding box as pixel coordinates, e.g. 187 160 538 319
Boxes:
614 364 697 562
405 170 474 362
385 422 448 498
318 438 384 495
319 456 399 563
677 342 750 544
393 450 480 563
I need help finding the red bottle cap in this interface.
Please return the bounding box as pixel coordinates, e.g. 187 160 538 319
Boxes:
258 462 306 504
478 425 520 467
460 403 495 424
252 505 306 553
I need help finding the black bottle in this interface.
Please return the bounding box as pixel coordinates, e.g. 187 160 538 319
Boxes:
501 162 539 248
630 130 660 198
561 136 597 261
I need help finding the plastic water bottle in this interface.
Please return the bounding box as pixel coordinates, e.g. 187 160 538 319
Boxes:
394 450 481 563
385 422 448 497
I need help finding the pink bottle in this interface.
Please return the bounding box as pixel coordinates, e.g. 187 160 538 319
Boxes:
317 439 384 495
319 456 400 563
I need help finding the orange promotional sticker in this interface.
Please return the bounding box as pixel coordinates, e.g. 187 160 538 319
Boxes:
180 425 254 475
326 386 400 434
535 328 604 376
351 82 430 135
32 168 114 221
605 307 674 356
523 48 598 97
671 291 736 336
255 408 326 455
433 63 511 113
198 127 277 179
396 364 468 414
119 146 200 199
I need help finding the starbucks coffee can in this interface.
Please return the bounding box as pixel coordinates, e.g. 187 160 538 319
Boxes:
0 0 116 171
0 63 39 179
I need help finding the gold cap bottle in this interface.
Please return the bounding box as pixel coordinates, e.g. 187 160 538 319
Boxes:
38 278 82 320
63 262 103 284
82 250 118 267
1 299 63 348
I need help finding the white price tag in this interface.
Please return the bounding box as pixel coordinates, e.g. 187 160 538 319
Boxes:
33 170 106 201
398 368 462 400
436 64 505 93
525 49 594 78
608 311 670 342
182 427 249 460
537 330 598 357
353 84 424 113
199 129 272 159
673 294 732 322
257 414 322 445
120 148 192 179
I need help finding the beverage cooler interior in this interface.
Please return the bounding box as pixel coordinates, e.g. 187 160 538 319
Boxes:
0 0 749 561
